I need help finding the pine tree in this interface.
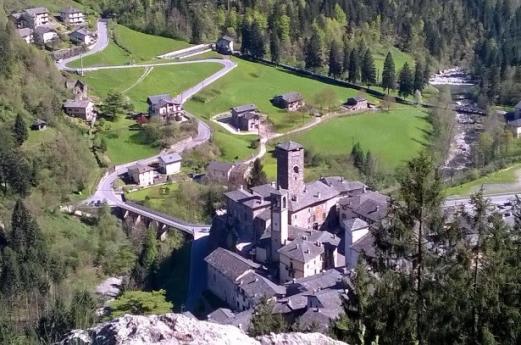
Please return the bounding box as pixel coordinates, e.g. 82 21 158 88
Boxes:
13 114 28 146
381 52 396 94
250 21 266 59
248 297 288 336
348 49 360 83
414 62 424 92
328 40 343 78
342 44 350 77
304 29 323 70
0 247 20 298
248 158 267 188
270 32 280 63
398 62 414 98
361 49 377 85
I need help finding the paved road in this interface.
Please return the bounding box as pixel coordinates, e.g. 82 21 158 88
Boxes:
56 20 109 71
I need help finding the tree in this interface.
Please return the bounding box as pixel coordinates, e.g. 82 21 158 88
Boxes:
328 40 343 78
140 228 159 270
248 158 267 188
37 299 72 344
313 87 337 111
342 44 351 77
270 31 280 63
414 62 424 92
348 49 360 83
398 62 414 98
361 49 377 85
304 28 323 71
109 290 173 318
101 90 127 120
248 297 288 336
13 114 28 146
0 247 20 298
250 21 266 59
381 52 396 94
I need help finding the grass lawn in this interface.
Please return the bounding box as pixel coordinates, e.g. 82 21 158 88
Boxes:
263 105 430 180
81 68 146 100
185 57 371 132
373 44 416 76
126 183 179 207
70 24 191 68
102 117 159 164
445 164 521 197
213 126 258 162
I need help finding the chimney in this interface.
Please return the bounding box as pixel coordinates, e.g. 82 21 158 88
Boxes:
316 192 321 198
304 249 310 254
239 185 244 190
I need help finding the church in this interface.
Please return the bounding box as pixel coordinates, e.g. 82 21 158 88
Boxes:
219 141 389 283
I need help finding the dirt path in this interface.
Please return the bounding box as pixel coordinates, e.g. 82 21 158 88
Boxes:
122 66 154 94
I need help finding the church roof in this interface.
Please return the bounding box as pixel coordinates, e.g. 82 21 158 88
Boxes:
285 269 344 295
339 191 389 223
288 180 339 212
276 141 304 151
277 237 324 263
238 271 286 301
204 247 259 281
251 183 278 199
319 176 366 194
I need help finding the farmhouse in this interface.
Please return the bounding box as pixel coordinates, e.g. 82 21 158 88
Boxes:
207 161 236 183
345 96 368 111
14 7 50 29
505 101 521 138
16 28 34 43
63 99 95 122
31 119 47 131
216 36 234 55
60 7 85 25
158 152 182 176
231 104 260 132
128 164 155 187
272 92 305 112
33 26 58 44
69 28 95 45
147 94 184 121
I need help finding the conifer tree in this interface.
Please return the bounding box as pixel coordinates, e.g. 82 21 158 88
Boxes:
348 49 360 83
398 62 414 97
13 114 28 146
270 31 280 63
361 49 377 85
248 158 267 188
342 44 350 77
304 29 323 70
414 62 424 92
381 52 396 94
328 40 343 78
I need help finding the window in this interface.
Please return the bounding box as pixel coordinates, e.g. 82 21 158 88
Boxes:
282 197 287 209
293 166 299 173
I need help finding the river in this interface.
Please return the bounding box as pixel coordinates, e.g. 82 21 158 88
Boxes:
429 68 481 179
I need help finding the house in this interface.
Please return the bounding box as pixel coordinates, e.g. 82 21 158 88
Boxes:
207 308 253 330
33 26 58 44
69 28 94 45
63 99 95 122
31 119 47 131
22 7 50 28
505 102 521 138
231 104 260 132
158 152 182 176
65 79 88 100
207 161 236 183
272 92 305 112
205 247 285 311
16 28 34 43
345 96 368 111
216 36 234 55
128 164 155 187
9 12 25 29
60 7 85 25
147 94 184 121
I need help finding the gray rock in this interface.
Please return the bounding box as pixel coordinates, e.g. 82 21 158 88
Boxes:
60 313 346 345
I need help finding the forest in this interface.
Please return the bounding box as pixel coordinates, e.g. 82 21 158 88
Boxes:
86 0 521 105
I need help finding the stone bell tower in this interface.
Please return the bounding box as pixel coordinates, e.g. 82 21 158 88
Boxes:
270 188 288 263
275 141 305 199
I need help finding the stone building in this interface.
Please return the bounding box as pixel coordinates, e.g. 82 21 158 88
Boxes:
230 104 260 132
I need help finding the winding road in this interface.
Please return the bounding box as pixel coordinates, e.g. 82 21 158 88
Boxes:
57 22 238 310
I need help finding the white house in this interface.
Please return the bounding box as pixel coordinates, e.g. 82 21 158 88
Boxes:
69 28 94 45
34 26 58 44
60 7 85 25
159 152 182 176
128 164 155 187
22 7 49 28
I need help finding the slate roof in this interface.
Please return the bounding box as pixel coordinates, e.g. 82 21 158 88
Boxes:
277 237 324 263
349 96 367 102
34 26 54 35
342 218 369 232
505 111 521 127
147 94 176 105
320 176 366 194
33 119 47 127
204 247 259 281
70 28 91 38
224 188 254 202
251 183 278 199
25 7 48 17
285 269 344 295
289 227 340 247
276 141 304 151
232 104 256 114
241 112 259 120
351 232 376 258
208 308 253 329
63 99 92 108
128 163 154 174
238 271 286 301
208 161 235 174
298 290 344 330
339 191 389 223
61 7 82 14
288 180 339 212
278 92 303 103
159 152 182 164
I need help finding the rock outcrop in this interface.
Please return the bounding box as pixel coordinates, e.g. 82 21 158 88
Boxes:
60 313 345 345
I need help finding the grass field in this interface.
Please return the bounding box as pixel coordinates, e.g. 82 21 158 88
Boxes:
70 24 191 68
126 183 179 206
261 105 430 180
445 164 521 196
185 58 372 132
373 44 416 77
213 127 258 162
